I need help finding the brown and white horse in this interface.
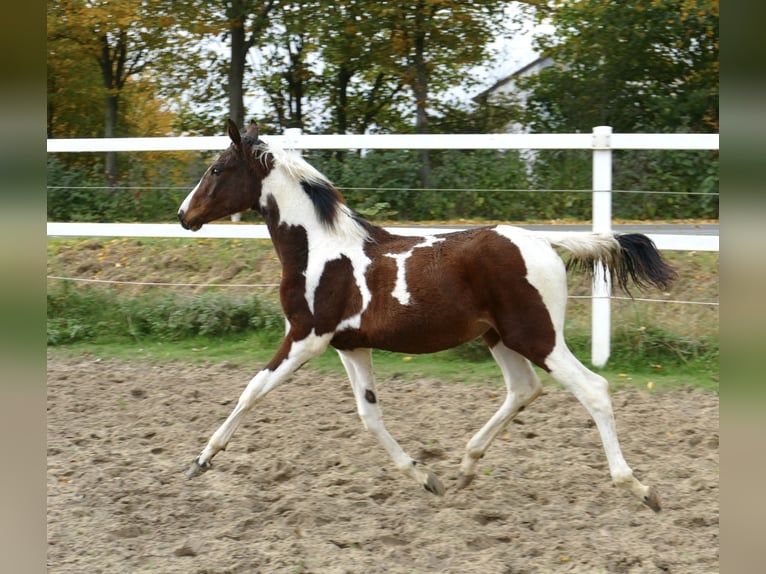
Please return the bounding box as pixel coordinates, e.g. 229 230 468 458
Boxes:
178 120 675 511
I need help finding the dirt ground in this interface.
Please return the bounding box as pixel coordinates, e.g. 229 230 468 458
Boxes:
47 352 718 573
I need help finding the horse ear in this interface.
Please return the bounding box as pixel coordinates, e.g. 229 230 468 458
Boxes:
245 120 260 139
227 119 242 147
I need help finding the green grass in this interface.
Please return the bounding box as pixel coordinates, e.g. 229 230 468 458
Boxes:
47 330 718 393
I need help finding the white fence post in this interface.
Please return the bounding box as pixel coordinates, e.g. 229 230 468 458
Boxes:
591 126 613 367
283 127 303 152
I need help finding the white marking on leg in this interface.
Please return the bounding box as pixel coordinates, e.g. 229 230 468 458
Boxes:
544 341 651 501
337 348 444 493
384 236 445 306
458 343 542 485
195 331 332 467
502 234 656 505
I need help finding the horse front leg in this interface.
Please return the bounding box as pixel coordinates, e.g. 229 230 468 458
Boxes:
187 331 332 478
336 348 445 495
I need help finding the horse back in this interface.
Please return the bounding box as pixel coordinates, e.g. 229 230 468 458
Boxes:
330 227 561 355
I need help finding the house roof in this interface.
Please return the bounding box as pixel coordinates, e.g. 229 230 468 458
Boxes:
473 56 552 102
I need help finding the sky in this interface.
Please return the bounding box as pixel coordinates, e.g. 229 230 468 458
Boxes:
440 11 555 106
481 17 553 85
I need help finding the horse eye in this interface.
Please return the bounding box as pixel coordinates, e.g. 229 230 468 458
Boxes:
211 167 222 176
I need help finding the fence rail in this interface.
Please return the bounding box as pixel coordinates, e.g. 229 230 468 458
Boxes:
45 222 718 252
46 126 719 366
46 131 719 153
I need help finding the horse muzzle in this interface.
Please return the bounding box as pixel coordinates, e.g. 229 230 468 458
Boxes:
178 211 202 232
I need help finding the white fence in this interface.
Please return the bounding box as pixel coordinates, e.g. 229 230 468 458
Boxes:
47 126 719 366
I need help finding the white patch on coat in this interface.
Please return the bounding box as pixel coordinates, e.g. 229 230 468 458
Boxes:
493 225 569 331
178 178 202 215
258 154 372 331
384 236 445 306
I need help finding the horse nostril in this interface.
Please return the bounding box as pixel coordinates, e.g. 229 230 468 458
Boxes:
178 211 189 229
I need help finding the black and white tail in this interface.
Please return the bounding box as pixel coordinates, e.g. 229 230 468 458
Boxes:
549 232 677 295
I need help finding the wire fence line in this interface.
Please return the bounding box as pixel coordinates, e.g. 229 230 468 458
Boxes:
46 274 718 307
46 275 281 289
569 295 718 306
47 184 719 196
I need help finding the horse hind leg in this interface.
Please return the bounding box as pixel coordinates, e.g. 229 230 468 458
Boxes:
544 341 661 512
336 348 445 496
457 334 543 489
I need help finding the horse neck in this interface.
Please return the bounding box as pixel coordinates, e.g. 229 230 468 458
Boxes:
261 170 326 233
250 147 381 265
264 182 372 267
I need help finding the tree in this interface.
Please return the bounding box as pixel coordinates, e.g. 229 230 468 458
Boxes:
47 1 185 183
222 0 277 128
249 1 533 140
379 0 514 187
315 0 406 137
515 0 719 220
47 24 104 140
256 0 321 131
251 0 405 135
519 0 718 133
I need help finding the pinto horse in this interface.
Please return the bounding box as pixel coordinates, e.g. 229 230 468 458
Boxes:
178 120 675 511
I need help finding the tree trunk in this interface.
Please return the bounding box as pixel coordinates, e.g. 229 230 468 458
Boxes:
98 33 119 187
104 92 119 185
229 17 247 129
336 66 351 134
292 76 303 129
226 0 276 129
285 38 305 129
413 24 430 189
333 66 352 161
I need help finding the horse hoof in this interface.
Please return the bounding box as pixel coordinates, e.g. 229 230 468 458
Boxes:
423 471 446 496
186 457 211 479
642 487 662 513
455 471 475 490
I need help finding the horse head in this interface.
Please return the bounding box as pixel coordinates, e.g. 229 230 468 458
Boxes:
178 119 271 231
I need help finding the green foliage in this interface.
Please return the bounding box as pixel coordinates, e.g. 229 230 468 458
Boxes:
48 144 718 223
613 150 719 219
47 286 284 345
610 325 718 372
448 323 717 373
520 0 718 133
312 150 421 219
47 157 110 222
316 148 533 221
502 0 720 221
47 152 213 222
47 283 717 378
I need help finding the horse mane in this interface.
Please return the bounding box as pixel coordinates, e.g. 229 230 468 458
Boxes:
300 179 343 229
253 140 373 243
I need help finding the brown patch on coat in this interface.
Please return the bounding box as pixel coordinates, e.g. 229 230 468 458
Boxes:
314 255 363 336
331 228 556 366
